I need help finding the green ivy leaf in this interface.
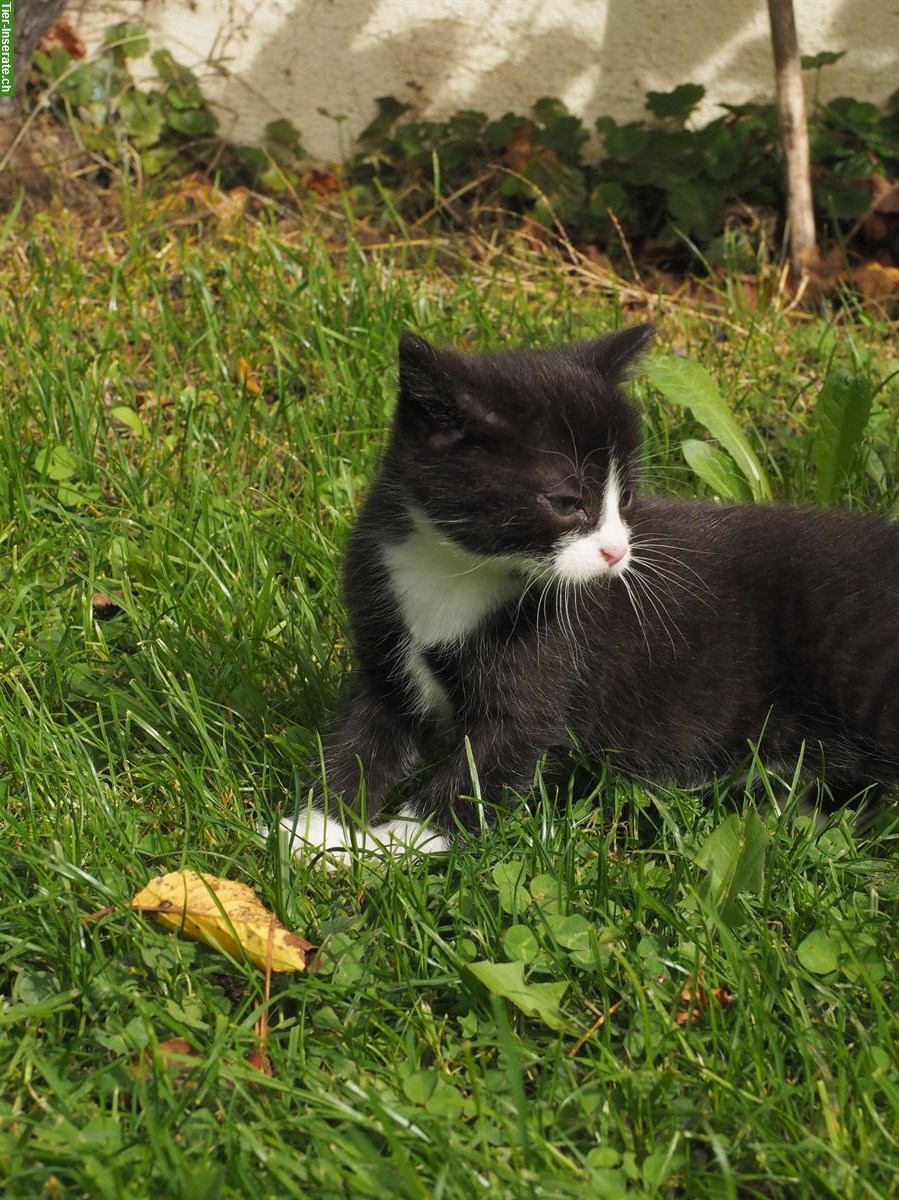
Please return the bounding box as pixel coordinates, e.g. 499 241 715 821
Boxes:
466 960 572 1032
151 49 200 93
492 860 529 914
33 46 71 81
139 145 180 177
825 97 881 128
483 111 521 153
588 181 631 225
690 812 767 927
595 118 650 160
35 445 78 482
801 50 846 70
532 96 588 163
545 914 592 952
503 924 539 963
264 118 304 155
103 21 150 59
645 84 706 122
402 1070 466 1116
797 929 840 974
165 107 217 137
356 95 412 149
119 91 164 149
56 62 100 108
817 177 870 220
226 146 268 183
666 181 727 241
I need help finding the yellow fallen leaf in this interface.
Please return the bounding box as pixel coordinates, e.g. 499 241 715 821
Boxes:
130 871 315 973
237 355 262 395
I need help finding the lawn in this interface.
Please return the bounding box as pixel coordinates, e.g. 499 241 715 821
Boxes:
1 203 898 1199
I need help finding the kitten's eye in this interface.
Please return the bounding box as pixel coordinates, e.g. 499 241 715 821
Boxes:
619 487 634 509
546 494 582 517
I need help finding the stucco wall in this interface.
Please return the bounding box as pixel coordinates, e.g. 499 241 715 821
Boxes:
70 0 898 160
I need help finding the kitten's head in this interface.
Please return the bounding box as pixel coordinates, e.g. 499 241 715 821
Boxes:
385 324 653 583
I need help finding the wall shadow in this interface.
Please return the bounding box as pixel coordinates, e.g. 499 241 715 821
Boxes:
213 0 896 159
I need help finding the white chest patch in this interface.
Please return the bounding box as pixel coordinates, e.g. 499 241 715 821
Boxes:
381 509 524 648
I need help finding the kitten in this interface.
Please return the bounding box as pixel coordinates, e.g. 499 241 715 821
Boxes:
281 325 899 859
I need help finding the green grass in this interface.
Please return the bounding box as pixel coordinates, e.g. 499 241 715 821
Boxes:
1 205 899 1199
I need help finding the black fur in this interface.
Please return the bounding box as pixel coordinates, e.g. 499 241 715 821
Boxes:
316 327 899 836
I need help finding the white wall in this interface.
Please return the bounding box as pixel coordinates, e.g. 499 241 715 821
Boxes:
71 0 899 160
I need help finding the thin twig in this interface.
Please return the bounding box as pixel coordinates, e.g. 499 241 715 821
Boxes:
569 998 625 1057
607 209 643 288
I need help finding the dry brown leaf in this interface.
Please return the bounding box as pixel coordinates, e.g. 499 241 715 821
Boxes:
40 18 87 59
165 172 215 208
209 187 249 229
861 213 890 243
852 261 899 301
130 871 315 973
157 1036 199 1060
800 244 843 285
237 356 262 396
130 1036 201 1084
675 977 734 1026
504 123 557 175
305 168 341 196
246 1048 274 1075
153 173 240 223
91 592 123 620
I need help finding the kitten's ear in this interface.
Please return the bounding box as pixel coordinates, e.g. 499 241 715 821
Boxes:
398 333 503 441
398 333 453 423
399 332 440 389
579 324 655 382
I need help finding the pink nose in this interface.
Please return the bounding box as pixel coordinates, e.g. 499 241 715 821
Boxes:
600 545 626 567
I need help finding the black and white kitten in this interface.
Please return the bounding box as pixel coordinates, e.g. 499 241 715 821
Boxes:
282 325 899 859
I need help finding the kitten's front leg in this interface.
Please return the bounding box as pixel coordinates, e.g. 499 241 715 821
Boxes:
281 678 424 858
407 713 563 838
323 678 423 814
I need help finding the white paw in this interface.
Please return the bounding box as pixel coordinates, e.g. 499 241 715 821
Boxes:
373 815 451 857
276 805 449 867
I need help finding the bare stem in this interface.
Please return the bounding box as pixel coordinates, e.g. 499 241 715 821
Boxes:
766 0 817 274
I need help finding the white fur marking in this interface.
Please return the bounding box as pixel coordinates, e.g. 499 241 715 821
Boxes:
382 508 524 648
553 467 631 582
405 645 453 719
278 805 450 868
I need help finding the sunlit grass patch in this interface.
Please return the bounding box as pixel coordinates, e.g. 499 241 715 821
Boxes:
0 209 897 1198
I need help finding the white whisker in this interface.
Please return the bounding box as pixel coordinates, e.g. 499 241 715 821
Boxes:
627 567 686 655
619 571 653 662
